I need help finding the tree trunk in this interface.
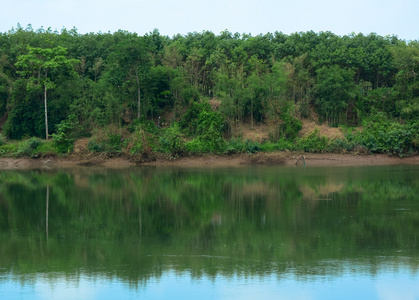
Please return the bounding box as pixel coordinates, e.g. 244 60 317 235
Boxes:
251 95 254 130
46 185 49 240
135 68 141 119
44 70 49 140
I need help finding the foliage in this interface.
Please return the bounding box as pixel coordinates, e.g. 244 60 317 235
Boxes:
180 101 212 134
179 101 226 153
15 45 79 139
3 79 44 139
0 134 6 147
295 129 329 152
87 139 103 152
225 138 261 154
159 123 185 156
88 132 123 154
185 109 226 153
128 128 156 158
353 114 419 156
357 87 398 118
35 139 57 155
16 137 42 157
328 137 358 153
0 27 418 155
259 139 294 152
0 138 58 157
0 143 19 156
52 114 78 153
185 136 226 154
195 110 224 137
315 65 357 126
278 113 303 141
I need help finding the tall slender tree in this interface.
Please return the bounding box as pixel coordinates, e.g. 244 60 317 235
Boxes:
15 46 78 139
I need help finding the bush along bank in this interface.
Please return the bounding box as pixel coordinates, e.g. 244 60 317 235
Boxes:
0 109 418 160
105 106 419 158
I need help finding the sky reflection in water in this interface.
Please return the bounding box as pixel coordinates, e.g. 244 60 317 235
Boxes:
2 268 419 300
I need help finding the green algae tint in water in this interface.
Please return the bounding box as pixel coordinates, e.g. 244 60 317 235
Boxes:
0 165 419 299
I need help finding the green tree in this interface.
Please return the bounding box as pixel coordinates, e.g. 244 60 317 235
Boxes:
390 41 419 120
0 53 14 117
263 61 289 120
315 65 357 125
15 45 78 139
106 32 153 120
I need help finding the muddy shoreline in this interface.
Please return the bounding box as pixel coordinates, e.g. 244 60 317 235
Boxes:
0 152 418 169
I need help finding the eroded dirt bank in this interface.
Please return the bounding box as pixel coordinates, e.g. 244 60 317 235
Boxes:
0 152 418 170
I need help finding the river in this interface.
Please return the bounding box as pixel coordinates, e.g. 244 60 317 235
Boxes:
1 165 418 299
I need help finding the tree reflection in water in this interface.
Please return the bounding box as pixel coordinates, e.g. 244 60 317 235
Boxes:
0 165 418 284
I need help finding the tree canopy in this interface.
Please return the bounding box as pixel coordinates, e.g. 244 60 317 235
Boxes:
0 26 418 154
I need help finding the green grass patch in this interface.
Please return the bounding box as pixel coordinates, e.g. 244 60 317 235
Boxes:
0 138 59 157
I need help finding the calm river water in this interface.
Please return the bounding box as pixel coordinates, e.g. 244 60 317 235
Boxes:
1 165 419 299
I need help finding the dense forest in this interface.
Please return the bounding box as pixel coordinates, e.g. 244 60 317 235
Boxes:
0 24 418 157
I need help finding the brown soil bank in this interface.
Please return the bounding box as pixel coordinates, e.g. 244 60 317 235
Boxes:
0 153 418 169
142 153 419 167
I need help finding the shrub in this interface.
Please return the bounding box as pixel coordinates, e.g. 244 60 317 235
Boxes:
36 140 58 155
352 114 419 156
195 110 224 137
259 141 279 152
128 119 158 134
279 114 302 141
295 129 329 152
0 134 6 147
159 123 185 156
106 133 122 152
225 138 261 154
328 138 357 152
0 143 18 156
128 128 156 158
87 130 126 155
88 139 104 152
16 137 42 157
52 115 77 153
180 101 212 134
185 137 226 154
181 104 226 154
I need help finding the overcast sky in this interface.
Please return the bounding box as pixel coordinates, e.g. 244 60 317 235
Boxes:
1 0 418 40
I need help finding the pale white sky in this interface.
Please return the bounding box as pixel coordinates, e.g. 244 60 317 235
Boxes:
1 0 418 40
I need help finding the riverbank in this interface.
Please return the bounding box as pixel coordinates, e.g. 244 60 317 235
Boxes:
0 152 418 169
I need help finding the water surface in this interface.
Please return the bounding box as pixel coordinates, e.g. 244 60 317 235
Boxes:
1 165 418 299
